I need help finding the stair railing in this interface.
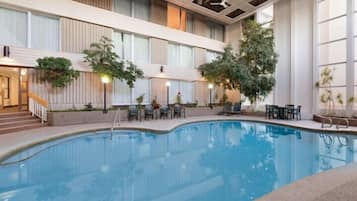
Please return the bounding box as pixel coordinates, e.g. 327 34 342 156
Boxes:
28 92 48 124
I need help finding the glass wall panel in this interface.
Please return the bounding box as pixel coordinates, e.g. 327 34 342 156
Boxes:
113 0 132 17
169 80 180 104
319 40 347 65
319 16 346 43
319 65 347 86
113 31 133 61
186 13 194 33
319 87 346 110
31 14 59 51
168 43 179 66
318 0 346 22
180 45 193 68
134 79 150 104
180 81 194 103
112 79 132 105
0 7 27 47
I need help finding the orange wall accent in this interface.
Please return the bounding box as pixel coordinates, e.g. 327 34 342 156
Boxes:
167 4 181 30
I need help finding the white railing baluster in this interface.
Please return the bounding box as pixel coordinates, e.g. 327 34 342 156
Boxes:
29 97 48 124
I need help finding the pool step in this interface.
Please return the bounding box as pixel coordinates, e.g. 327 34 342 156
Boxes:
0 112 46 135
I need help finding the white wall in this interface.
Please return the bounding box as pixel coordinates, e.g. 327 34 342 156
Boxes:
273 0 314 119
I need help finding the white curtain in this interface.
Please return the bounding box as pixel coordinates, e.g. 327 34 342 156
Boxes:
180 81 194 104
113 31 123 59
0 7 27 48
113 0 132 17
180 45 193 68
215 25 224 42
134 0 150 21
169 80 180 104
168 43 179 66
31 14 59 51
123 33 132 61
186 13 194 33
133 79 150 104
112 79 132 105
134 35 149 64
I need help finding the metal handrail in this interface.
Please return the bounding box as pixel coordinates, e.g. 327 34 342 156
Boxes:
334 118 349 129
321 116 333 128
111 108 121 134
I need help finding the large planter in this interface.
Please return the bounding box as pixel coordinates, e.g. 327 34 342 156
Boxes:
48 106 224 126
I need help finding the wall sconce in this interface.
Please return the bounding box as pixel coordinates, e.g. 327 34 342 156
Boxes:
3 46 10 57
160 65 164 73
201 71 205 77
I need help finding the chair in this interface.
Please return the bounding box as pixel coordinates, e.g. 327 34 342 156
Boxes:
271 105 279 119
128 105 139 121
160 105 171 119
265 105 274 119
144 105 154 120
230 102 241 115
285 104 295 120
293 105 302 120
222 102 233 115
173 104 186 118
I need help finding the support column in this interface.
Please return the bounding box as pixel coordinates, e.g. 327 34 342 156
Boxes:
346 0 355 116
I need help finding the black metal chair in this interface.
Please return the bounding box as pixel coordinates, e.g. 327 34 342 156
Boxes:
160 105 171 119
285 104 295 120
265 105 274 119
144 105 154 120
271 105 279 119
293 105 302 120
128 105 139 121
230 102 241 115
173 104 186 118
222 102 233 115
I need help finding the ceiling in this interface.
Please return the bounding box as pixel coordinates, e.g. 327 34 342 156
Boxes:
166 0 276 24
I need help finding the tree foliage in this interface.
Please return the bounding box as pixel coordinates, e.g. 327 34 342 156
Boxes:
83 36 144 88
36 57 80 88
199 20 278 103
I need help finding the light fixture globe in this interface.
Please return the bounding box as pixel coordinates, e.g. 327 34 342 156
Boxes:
101 75 110 84
208 83 214 89
166 81 171 87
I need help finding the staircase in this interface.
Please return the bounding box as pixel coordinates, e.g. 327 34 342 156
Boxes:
0 112 45 135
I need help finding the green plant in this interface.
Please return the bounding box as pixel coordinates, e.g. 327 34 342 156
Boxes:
238 20 277 103
318 68 346 116
176 92 182 104
36 57 79 88
83 36 144 88
199 20 277 104
136 94 144 107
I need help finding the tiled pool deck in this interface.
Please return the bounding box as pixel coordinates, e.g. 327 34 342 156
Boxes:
1 115 357 201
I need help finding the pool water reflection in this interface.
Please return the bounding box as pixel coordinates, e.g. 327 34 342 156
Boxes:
0 121 356 201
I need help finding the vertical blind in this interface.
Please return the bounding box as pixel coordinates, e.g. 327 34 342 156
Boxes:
112 79 151 105
168 80 194 104
113 0 149 21
134 35 149 64
0 7 27 47
168 43 194 68
31 14 59 51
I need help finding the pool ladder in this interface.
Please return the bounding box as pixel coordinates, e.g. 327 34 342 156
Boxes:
111 108 121 133
321 116 349 129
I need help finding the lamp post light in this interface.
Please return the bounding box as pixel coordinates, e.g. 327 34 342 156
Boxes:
208 83 213 109
166 81 171 106
101 75 110 113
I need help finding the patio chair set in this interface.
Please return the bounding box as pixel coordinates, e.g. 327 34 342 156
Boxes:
128 104 186 121
222 102 241 115
265 104 302 120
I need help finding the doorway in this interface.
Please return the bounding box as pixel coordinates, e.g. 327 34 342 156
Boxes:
0 67 28 113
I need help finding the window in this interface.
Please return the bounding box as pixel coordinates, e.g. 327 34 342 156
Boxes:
31 14 60 51
112 78 151 105
256 5 274 28
167 4 187 31
208 22 225 41
168 43 194 68
206 51 222 63
0 7 60 51
317 0 348 110
113 0 150 21
168 80 194 104
3 77 10 99
113 31 149 64
186 13 194 33
134 35 149 64
0 7 27 47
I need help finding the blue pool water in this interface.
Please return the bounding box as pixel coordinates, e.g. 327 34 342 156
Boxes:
0 121 356 201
